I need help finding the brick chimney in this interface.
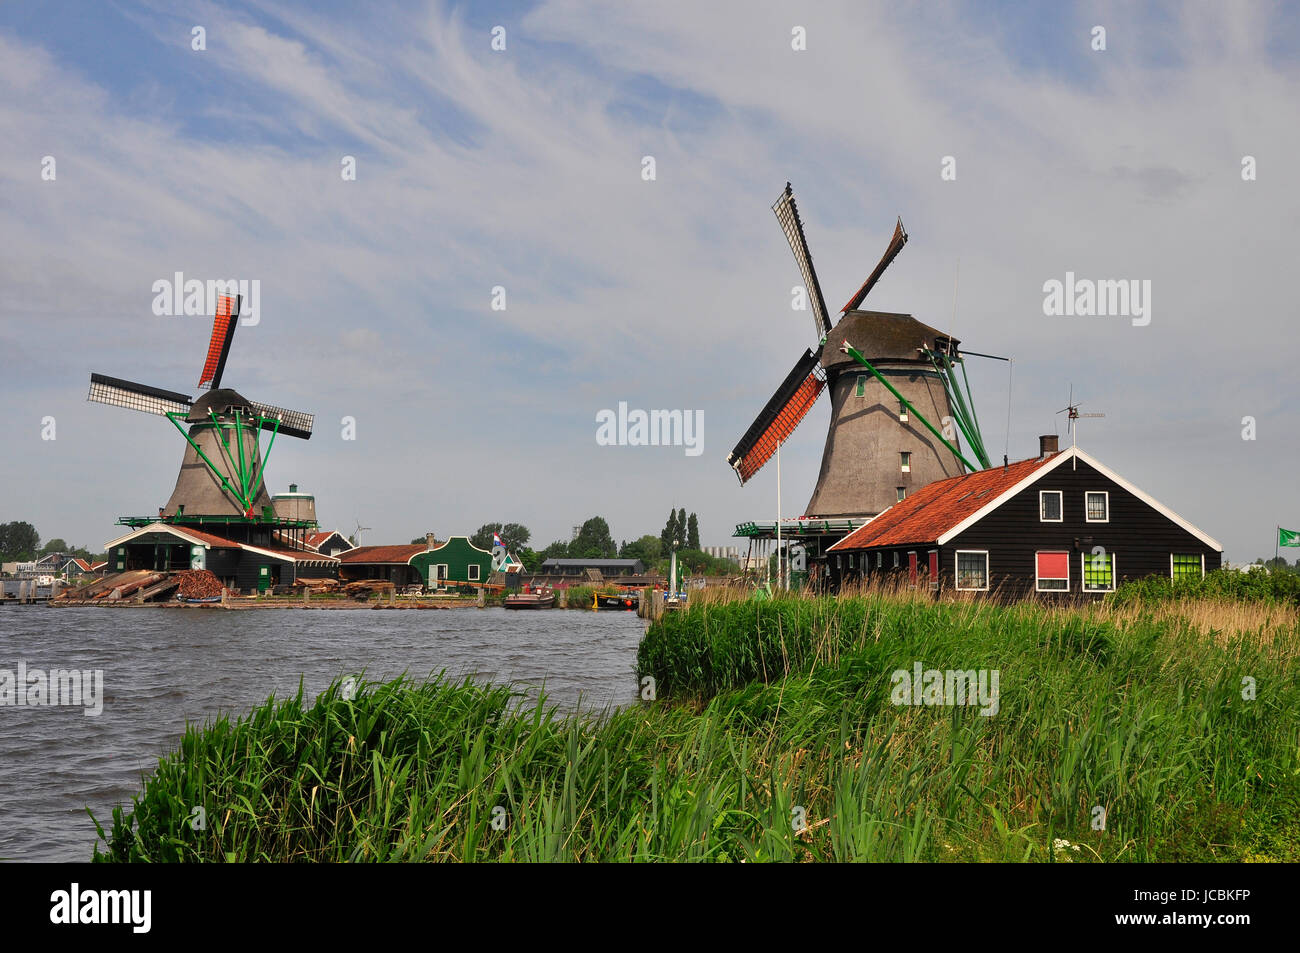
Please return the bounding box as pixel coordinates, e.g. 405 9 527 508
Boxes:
1039 434 1059 457
426 533 436 552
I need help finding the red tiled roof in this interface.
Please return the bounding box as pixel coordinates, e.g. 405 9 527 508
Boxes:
336 544 426 564
305 531 340 548
245 544 339 563
829 454 1061 551
183 527 245 548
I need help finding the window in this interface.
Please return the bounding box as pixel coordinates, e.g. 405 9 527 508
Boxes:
899 400 909 422
437 564 449 581
856 375 867 397
876 552 882 569
1082 552 1114 592
1171 554 1203 581
896 487 907 502
468 564 480 581
893 552 900 568
836 555 842 570
1040 490 1063 522
1036 551 1070 591
849 554 855 569
1085 491 1109 522
900 451 911 473
955 551 989 591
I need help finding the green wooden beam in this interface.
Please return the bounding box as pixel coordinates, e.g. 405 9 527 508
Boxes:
840 342 980 472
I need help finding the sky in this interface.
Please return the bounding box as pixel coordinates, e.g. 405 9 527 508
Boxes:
0 0 1296 563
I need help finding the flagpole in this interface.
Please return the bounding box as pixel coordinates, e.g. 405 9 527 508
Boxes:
1276 526 1279 566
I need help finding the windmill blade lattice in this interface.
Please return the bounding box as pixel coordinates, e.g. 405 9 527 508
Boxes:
728 348 826 484
88 374 192 417
841 217 908 314
773 183 831 340
198 294 240 390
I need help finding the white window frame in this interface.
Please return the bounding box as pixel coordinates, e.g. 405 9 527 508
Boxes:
900 451 911 473
436 563 449 582
954 550 990 591
1169 553 1205 580
893 551 900 568
899 400 909 422
1084 490 1110 523
1039 490 1063 523
1080 551 1116 592
876 552 882 569
1035 550 1070 592
468 564 481 581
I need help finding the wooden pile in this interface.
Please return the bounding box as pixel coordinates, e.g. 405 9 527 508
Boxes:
173 569 225 599
293 577 340 594
343 580 394 601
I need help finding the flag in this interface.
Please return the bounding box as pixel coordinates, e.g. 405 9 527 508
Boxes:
493 532 503 547
1280 528 1300 548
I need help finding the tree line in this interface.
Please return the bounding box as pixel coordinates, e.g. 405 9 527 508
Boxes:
451 509 734 576
0 521 101 564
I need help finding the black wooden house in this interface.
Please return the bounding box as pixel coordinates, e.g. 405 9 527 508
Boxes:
827 437 1221 597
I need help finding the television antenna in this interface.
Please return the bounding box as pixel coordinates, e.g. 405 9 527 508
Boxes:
1056 385 1104 467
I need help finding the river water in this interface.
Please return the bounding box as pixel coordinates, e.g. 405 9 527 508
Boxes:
0 605 646 862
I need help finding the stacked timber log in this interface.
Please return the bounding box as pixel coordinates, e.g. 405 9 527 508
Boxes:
343 580 394 601
173 570 225 600
293 577 340 594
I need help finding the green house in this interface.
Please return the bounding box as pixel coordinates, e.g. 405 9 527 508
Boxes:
409 536 493 589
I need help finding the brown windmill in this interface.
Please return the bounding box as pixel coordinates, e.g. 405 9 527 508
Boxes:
728 183 994 519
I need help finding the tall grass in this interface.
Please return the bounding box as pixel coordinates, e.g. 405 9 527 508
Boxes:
95 577 1300 862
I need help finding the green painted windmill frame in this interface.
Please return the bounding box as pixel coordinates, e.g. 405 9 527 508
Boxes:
164 410 283 515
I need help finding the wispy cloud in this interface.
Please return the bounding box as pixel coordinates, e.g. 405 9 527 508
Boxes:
0 1 1296 559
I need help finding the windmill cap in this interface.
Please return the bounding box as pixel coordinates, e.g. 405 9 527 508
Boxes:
820 311 958 369
186 388 256 420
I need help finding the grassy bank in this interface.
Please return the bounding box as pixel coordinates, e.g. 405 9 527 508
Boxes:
95 577 1300 861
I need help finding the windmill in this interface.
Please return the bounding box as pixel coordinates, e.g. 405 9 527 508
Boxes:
728 183 995 519
87 295 314 525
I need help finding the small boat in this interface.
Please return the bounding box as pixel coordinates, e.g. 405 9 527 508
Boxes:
595 593 639 610
505 588 555 610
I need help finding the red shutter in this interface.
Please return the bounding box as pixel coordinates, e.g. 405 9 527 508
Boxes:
1037 552 1069 579
908 552 918 587
928 551 939 588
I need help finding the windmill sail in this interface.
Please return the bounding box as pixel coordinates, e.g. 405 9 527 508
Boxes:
773 184 831 339
88 374 192 417
841 217 908 314
198 295 241 390
728 348 826 484
247 400 314 440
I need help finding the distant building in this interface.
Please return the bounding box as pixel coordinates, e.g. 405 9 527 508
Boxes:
540 558 646 578
302 530 355 558
337 536 494 590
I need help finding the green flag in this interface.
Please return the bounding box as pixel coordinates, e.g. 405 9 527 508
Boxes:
1280 528 1300 548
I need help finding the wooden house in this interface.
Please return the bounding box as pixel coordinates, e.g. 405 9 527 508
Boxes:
826 437 1221 597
